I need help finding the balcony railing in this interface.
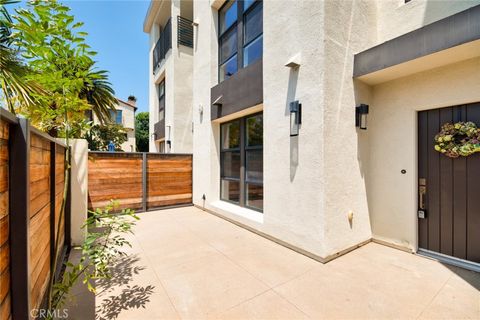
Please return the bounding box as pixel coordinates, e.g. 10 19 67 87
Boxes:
153 18 172 72
177 16 193 48
154 119 165 140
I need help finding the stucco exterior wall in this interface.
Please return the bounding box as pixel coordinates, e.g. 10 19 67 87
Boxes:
192 0 332 259
376 0 479 44
367 57 480 250
91 101 136 152
149 23 160 152
66 139 88 246
148 0 194 153
322 0 377 256
149 0 480 261
172 0 194 154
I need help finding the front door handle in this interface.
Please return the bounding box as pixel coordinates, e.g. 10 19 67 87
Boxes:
419 178 427 210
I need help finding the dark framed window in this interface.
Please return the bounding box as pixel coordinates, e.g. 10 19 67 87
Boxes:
218 0 262 82
220 112 263 211
158 80 165 121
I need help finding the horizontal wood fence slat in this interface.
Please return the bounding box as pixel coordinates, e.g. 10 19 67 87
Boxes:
88 152 193 212
1 108 70 320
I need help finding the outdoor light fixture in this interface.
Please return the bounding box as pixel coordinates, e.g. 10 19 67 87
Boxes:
355 104 369 130
290 100 302 136
285 53 301 69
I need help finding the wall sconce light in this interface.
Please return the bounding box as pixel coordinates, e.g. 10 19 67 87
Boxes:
285 53 301 69
355 104 369 130
289 100 302 136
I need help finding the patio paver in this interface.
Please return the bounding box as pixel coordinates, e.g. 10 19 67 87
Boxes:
66 206 480 319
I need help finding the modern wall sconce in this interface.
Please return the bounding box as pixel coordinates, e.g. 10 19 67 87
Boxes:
285 53 301 69
290 100 302 136
355 104 369 130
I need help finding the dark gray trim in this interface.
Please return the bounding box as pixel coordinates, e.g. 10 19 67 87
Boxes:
0 108 19 124
142 152 147 212
211 58 263 120
49 142 56 280
418 248 480 273
89 151 193 156
30 126 67 148
146 203 193 212
9 118 32 320
353 5 480 77
65 147 71 248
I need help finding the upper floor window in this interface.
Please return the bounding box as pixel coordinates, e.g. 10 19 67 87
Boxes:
158 80 165 121
109 110 122 125
218 0 263 82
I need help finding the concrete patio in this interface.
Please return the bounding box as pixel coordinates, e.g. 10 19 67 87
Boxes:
66 206 480 319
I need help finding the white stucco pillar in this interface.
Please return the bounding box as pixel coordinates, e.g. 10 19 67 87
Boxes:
69 139 88 246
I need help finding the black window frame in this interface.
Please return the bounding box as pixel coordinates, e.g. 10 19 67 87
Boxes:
158 79 165 121
218 0 263 82
220 112 263 212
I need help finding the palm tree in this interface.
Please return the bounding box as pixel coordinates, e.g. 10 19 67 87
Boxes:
80 68 117 124
0 0 42 112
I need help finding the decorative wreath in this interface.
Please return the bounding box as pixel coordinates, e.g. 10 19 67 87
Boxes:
434 122 480 158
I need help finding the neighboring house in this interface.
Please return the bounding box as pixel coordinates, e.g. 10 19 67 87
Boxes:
90 97 137 152
144 0 194 153
145 0 480 270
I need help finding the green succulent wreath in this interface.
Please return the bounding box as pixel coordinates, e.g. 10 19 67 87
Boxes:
434 122 480 158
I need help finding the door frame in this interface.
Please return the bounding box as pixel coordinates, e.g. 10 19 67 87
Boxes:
415 103 480 272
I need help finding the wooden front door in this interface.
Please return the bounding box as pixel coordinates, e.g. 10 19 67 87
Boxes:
418 103 480 263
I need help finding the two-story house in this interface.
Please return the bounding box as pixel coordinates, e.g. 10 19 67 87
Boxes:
90 96 137 152
144 0 194 153
145 0 480 271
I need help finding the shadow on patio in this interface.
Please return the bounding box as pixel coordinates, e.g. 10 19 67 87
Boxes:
65 206 480 320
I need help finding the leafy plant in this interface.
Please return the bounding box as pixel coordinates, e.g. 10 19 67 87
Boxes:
9 0 116 135
135 112 149 152
84 123 128 151
51 201 139 314
0 0 43 111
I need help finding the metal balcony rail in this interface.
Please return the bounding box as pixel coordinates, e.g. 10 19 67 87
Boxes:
177 16 194 48
153 18 172 72
154 119 165 140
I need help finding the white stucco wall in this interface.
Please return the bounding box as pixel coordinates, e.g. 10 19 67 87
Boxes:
91 101 136 152
172 0 194 154
148 0 194 154
376 1 480 44
145 0 480 261
68 139 88 246
321 0 377 256
149 23 160 152
367 57 480 250
193 0 334 259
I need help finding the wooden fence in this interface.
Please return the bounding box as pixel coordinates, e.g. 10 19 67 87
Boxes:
0 109 70 320
88 152 192 212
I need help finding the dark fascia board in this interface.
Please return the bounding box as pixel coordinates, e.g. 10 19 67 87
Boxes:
354 4 480 77
211 59 263 121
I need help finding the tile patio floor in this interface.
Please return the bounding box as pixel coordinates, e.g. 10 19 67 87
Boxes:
66 206 480 320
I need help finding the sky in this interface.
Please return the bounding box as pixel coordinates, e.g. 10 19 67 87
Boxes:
63 0 151 113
